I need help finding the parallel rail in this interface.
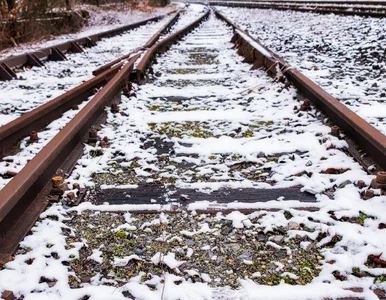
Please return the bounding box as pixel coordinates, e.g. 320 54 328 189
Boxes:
214 8 386 171
0 14 170 81
207 0 386 5
93 10 182 76
0 10 209 264
0 11 180 159
209 1 386 16
1 6 386 264
136 10 211 82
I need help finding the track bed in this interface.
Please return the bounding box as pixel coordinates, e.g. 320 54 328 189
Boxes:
1 7 386 300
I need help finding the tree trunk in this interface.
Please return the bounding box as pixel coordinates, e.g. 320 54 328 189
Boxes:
6 0 15 10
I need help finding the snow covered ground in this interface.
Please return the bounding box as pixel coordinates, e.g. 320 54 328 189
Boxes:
215 6 386 134
0 18 173 127
1 3 386 299
1 10 386 300
0 5 210 190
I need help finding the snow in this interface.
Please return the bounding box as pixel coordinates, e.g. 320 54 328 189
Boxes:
216 6 386 134
0 15 176 127
151 252 185 269
1 6 386 300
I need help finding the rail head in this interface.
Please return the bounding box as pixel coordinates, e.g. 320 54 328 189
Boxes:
214 7 386 171
0 14 165 72
135 9 211 82
0 54 139 222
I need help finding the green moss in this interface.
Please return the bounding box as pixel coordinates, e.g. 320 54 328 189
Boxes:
115 231 127 238
149 105 160 111
359 212 369 223
242 129 254 137
377 275 386 282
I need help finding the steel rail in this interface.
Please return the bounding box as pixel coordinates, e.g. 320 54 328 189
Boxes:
210 1 386 17
0 55 139 263
209 0 386 5
0 14 168 81
0 11 212 263
0 11 182 158
136 10 211 82
92 10 182 77
0 63 123 158
214 8 386 171
216 1 386 10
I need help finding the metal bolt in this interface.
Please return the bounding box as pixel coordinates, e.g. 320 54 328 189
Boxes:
123 82 132 96
1 290 15 300
331 126 340 136
100 140 108 148
6 171 17 177
376 171 386 183
111 102 119 113
88 128 98 143
66 192 76 201
29 131 39 143
52 176 64 188
299 99 311 111
371 171 386 189
356 180 367 188
363 189 374 200
51 175 66 196
72 104 79 110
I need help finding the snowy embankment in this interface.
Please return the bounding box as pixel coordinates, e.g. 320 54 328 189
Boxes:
216 6 386 134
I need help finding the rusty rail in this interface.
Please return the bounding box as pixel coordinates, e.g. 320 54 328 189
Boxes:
0 10 211 263
93 10 182 77
0 63 123 158
210 1 386 17
0 11 183 158
214 9 386 171
136 10 210 82
213 0 386 4
0 15 166 81
0 55 139 262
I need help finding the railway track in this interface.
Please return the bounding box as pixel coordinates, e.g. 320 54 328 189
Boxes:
0 4 386 299
208 0 386 16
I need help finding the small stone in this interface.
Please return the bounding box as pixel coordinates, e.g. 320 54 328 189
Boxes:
237 253 252 260
274 249 287 259
224 243 240 251
81 275 92 283
287 221 300 230
185 239 194 246
256 232 267 242
134 248 145 256
216 256 225 263
271 235 284 244
221 226 232 235
339 180 353 188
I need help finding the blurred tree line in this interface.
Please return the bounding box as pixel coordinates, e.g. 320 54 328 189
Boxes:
1 0 168 19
